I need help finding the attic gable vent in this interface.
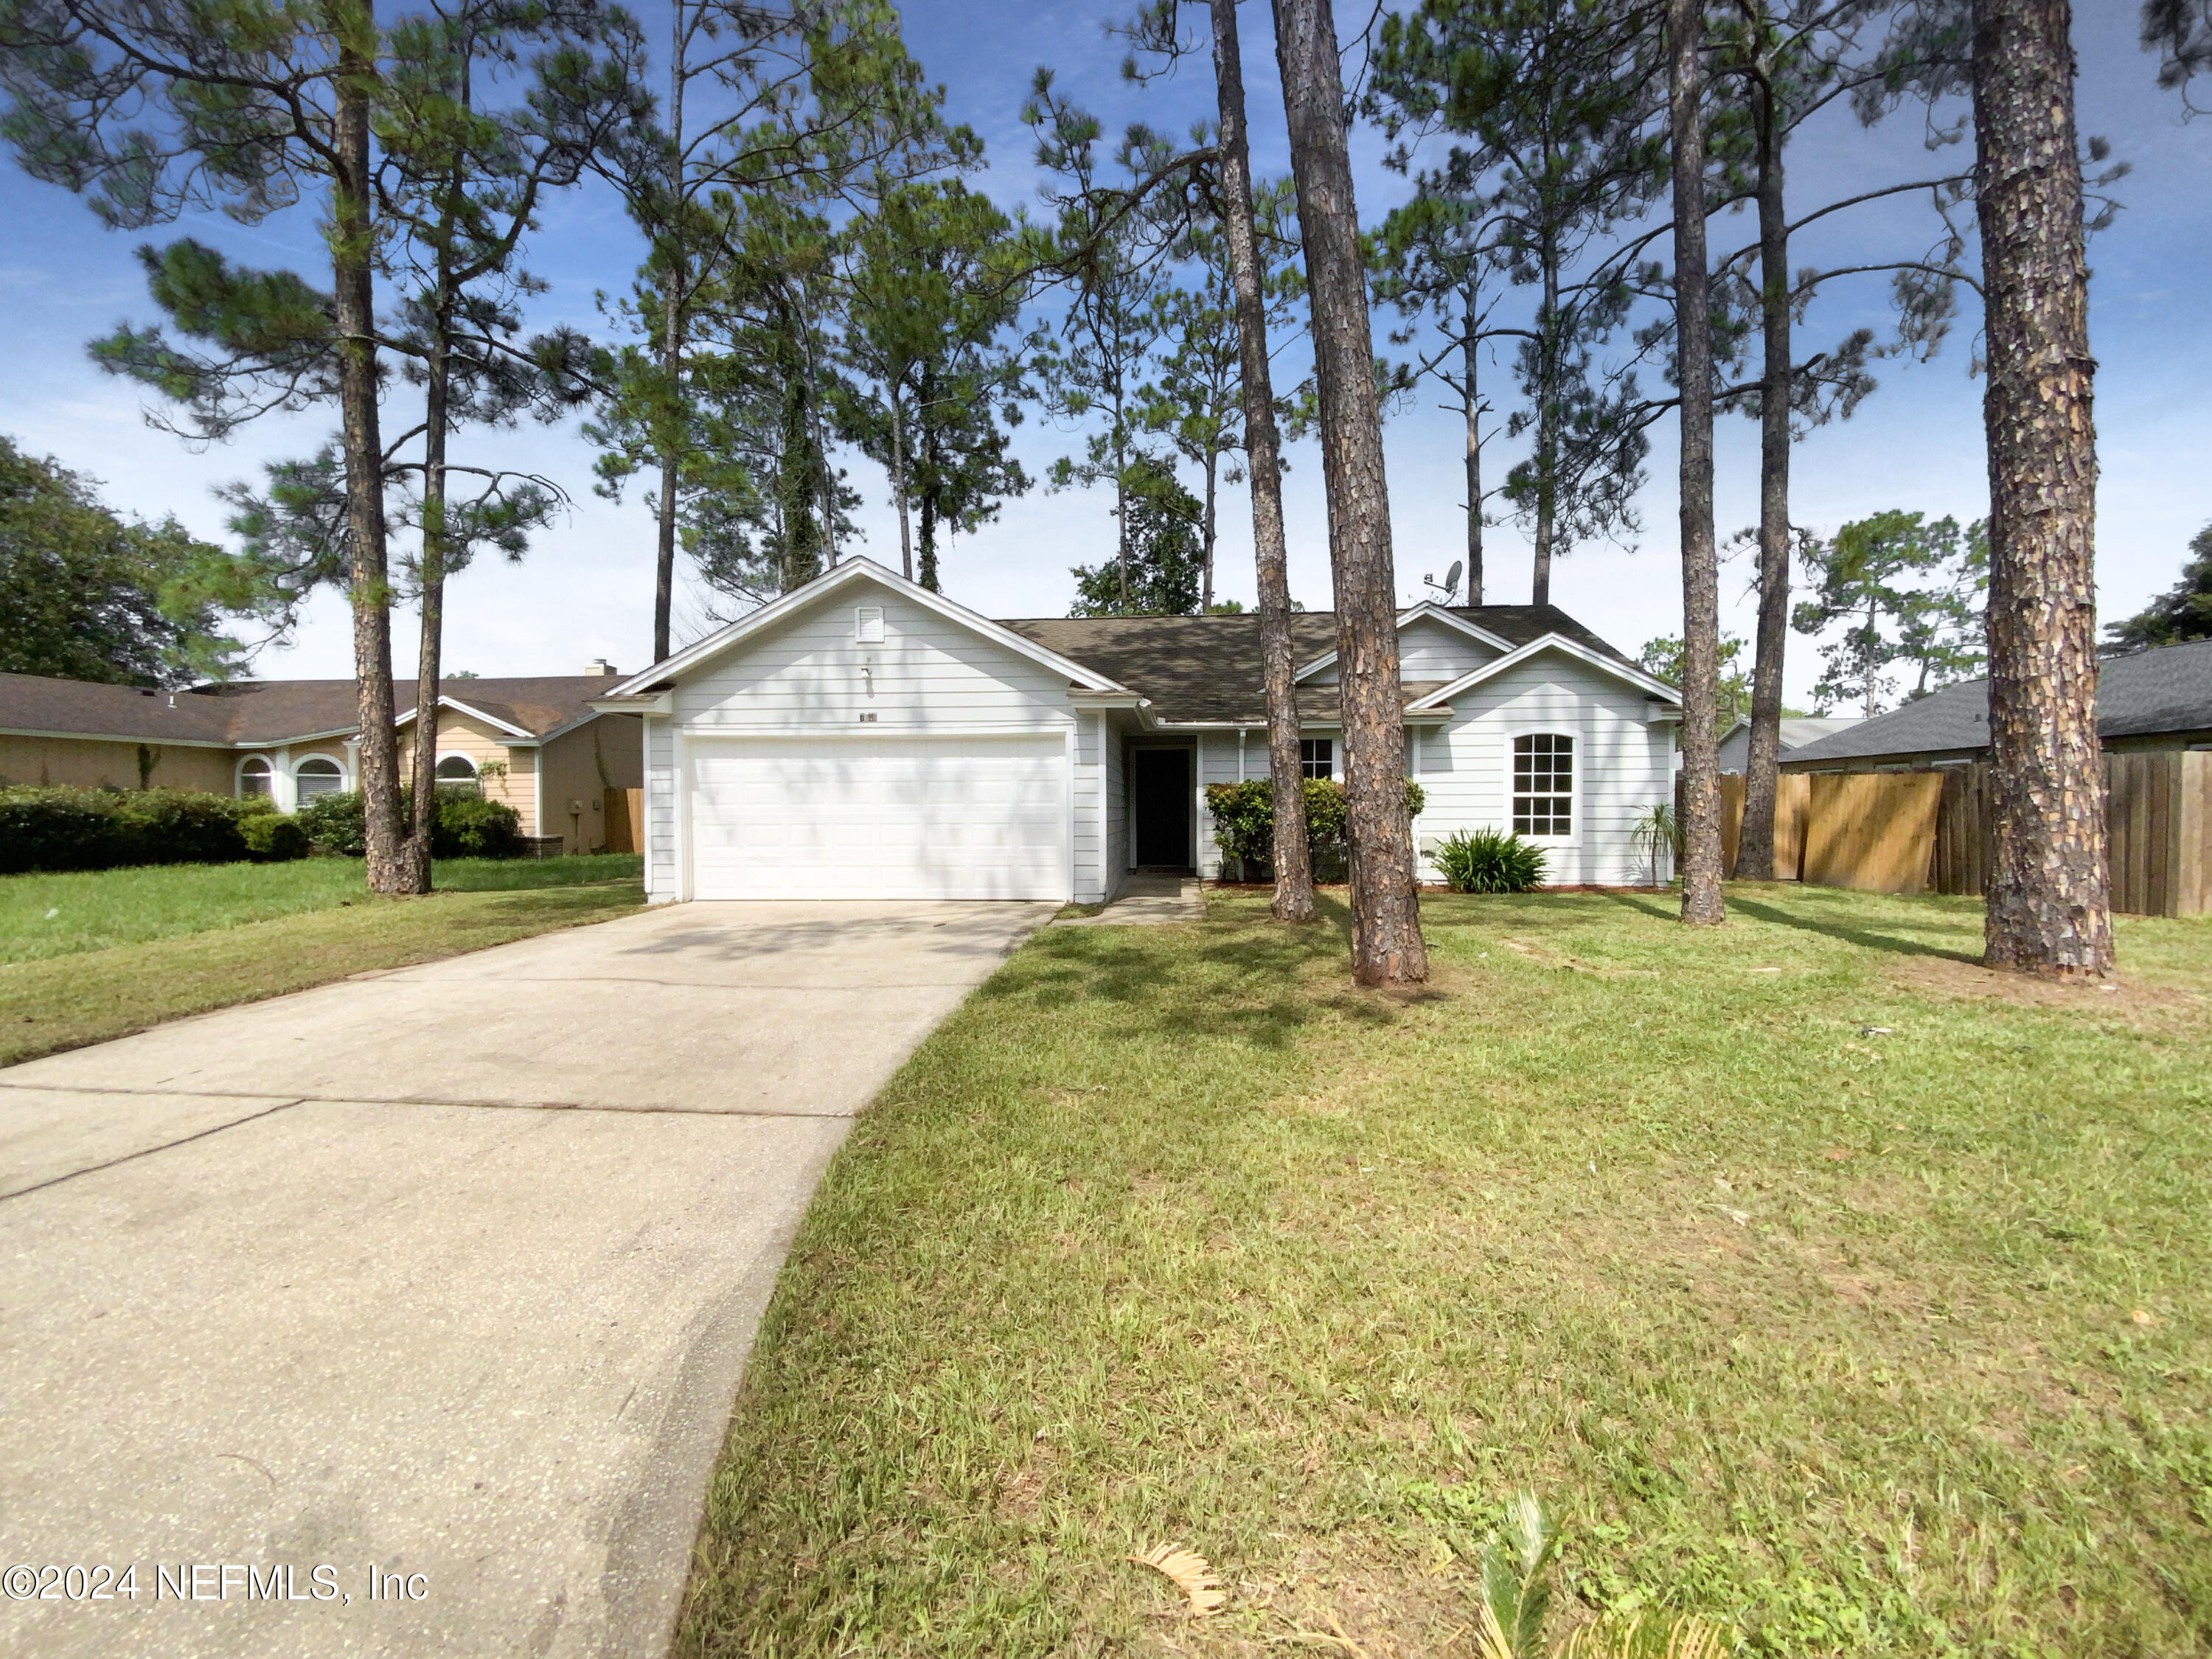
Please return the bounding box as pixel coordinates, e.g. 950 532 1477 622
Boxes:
855 606 886 644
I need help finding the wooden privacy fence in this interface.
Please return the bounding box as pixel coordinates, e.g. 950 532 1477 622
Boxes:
603 787 644 855
1933 753 2211 917
1694 753 2208 914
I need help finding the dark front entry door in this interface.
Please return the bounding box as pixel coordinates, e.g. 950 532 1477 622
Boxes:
1132 747 1192 869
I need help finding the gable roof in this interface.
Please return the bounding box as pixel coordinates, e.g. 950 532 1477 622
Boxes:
1781 638 2212 767
0 671 628 748
1405 633 1683 709
1292 602 1517 682
602 557 1126 700
1001 604 1637 725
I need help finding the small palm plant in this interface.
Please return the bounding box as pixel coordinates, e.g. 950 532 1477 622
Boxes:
1467 1492 1731 1659
1436 829 1548 893
1630 802 1683 888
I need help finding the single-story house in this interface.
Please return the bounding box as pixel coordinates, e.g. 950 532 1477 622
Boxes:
1715 715 1860 773
589 557 1684 903
0 665 644 853
1781 637 2212 773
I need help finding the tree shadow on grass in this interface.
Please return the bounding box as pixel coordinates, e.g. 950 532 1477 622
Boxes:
1726 894 1979 964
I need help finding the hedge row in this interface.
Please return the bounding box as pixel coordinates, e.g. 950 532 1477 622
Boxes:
1203 778 1427 880
0 787 301 874
0 784 524 874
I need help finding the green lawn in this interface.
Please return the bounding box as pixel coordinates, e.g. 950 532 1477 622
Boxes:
0 853 642 964
678 886 2212 1658
0 855 643 1065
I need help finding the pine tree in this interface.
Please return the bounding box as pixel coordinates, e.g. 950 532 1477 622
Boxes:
2107 523 2212 650
1273 0 1428 985
1 0 413 888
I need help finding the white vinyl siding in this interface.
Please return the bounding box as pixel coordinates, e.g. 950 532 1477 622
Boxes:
673 588 1076 732
1104 718 1128 894
644 714 677 900
1412 654 1672 886
1196 731 1242 879
687 734 1068 901
1305 615 1501 684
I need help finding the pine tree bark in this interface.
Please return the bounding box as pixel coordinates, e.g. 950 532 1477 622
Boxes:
1462 288 1484 604
1737 62 1790 882
1971 0 2112 976
404 274 451 897
1211 0 1314 922
1669 0 1725 926
333 38 405 896
1531 236 1559 607
1273 0 1427 982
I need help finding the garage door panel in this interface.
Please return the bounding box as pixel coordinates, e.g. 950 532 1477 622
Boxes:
686 734 1068 901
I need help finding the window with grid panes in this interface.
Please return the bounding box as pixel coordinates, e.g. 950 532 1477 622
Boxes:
1299 738 1333 779
1512 733 1572 835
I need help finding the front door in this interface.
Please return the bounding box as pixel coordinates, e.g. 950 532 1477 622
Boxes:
1132 747 1192 869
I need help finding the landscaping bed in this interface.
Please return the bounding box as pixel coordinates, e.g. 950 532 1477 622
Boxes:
0 856 642 1065
677 886 2212 1656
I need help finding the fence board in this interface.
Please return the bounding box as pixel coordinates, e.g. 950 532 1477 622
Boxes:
603 787 644 856
1714 773 1809 879
1803 772 1944 893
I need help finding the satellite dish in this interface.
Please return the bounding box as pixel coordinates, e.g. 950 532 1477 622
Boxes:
1444 560 1464 603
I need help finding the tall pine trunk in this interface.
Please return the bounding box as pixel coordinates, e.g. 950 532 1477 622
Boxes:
1737 62 1790 882
333 36 404 896
919 363 939 591
1531 237 1559 605
1211 0 1314 922
1200 451 1217 613
1273 0 1427 983
1462 285 1484 604
1971 0 2111 976
1669 0 1725 926
405 273 451 894
890 384 914 580
652 0 686 661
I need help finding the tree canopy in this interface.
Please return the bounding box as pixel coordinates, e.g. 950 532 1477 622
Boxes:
2107 521 2212 650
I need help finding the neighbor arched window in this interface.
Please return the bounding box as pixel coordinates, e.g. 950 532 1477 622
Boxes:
1511 733 1573 838
294 755 345 799
237 755 274 798
435 753 481 793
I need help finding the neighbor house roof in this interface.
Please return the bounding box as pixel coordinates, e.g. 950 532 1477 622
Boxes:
999 605 1636 725
1781 638 2212 768
1717 715 1860 771
0 671 628 748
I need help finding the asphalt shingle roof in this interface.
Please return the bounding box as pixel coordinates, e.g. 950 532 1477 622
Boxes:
999 605 1634 724
0 672 623 746
1781 638 2212 767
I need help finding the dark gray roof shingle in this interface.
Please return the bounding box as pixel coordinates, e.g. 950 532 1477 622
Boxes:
0 672 623 746
999 605 1633 724
1781 638 2212 767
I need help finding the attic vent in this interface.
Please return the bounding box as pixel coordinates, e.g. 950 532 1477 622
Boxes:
855 606 885 644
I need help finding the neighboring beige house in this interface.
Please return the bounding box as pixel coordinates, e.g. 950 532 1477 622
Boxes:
0 666 643 854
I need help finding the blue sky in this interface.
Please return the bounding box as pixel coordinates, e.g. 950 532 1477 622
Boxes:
1 0 2205 705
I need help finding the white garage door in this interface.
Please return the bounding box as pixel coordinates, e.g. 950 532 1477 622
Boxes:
687 734 1069 901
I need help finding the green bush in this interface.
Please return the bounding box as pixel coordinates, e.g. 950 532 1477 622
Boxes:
0 785 273 874
431 791 524 859
240 812 311 862
295 789 367 857
1434 827 1548 893
295 787 525 860
1204 777 1427 879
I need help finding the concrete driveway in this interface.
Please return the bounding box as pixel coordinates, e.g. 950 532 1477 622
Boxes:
0 900 1051 1659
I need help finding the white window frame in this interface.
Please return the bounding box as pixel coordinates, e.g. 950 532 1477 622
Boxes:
235 753 276 799
434 751 481 791
1505 727 1579 844
292 754 347 801
1298 736 1336 781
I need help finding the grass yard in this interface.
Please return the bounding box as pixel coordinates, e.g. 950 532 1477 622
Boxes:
0 855 642 1065
679 885 2212 1658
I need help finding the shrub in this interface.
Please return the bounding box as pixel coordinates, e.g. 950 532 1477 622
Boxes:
0 785 269 874
295 788 367 856
240 812 311 862
1435 827 1548 893
1204 777 1427 879
294 787 526 859
431 791 524 859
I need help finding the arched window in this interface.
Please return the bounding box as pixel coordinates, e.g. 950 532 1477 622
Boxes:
294 755 345 799
1511 734 1573 838
237 755 274 798
435 753 481 794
